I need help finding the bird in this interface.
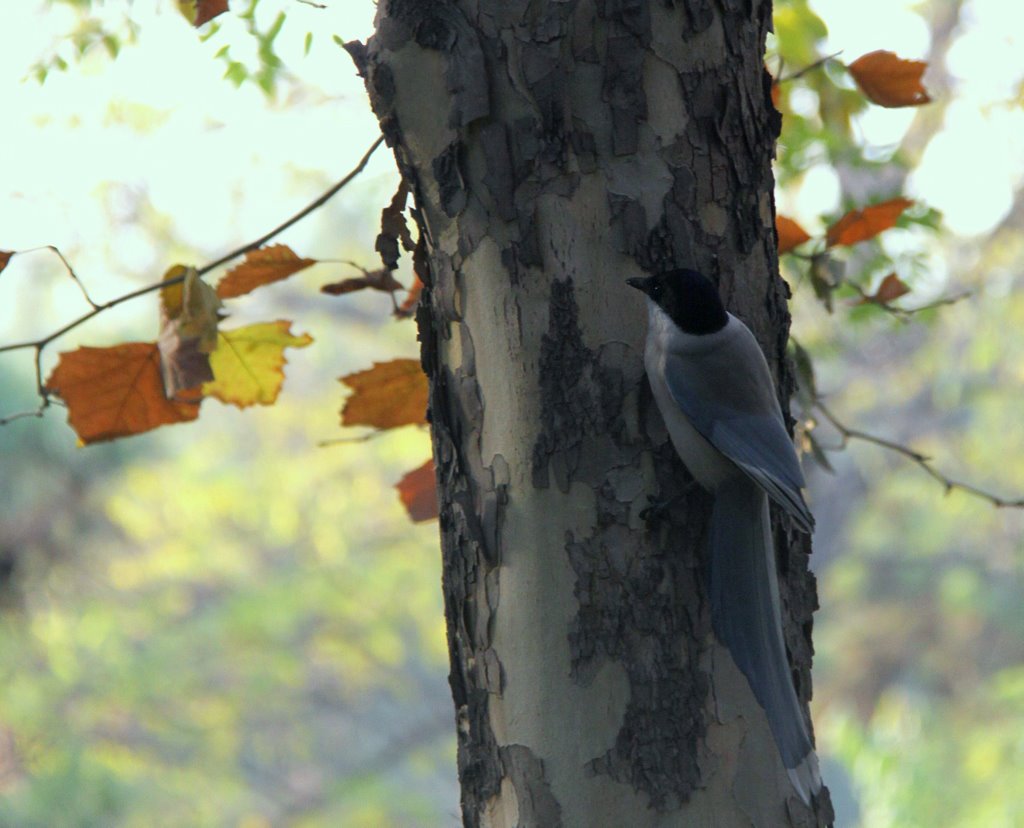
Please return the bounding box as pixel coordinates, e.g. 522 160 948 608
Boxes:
626 267 821 805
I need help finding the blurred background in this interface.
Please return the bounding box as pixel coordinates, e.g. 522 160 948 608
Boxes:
0 1 1022 825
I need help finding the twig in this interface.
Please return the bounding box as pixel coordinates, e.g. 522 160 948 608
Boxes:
895 291 973 315
317 431 384 448
1 245 99 308
845 280 972 319
777 51 843 84
0 406 47 426
0 135 385 415
815 398 1024 509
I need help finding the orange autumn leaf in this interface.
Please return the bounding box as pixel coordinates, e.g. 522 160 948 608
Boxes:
860 272 912 306
0 250 14 275
396 459 439 522
848 50 931 108
216 244 317 299
776 215 811 254
340 358 427 431
46 343 201 444
765 63 781 109
826 198 914 247
191 0 229 27
203 321 313 408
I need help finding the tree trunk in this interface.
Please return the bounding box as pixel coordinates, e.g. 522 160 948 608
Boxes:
350 1 832 825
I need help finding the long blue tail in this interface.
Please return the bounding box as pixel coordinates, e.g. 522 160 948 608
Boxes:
709 477 821 804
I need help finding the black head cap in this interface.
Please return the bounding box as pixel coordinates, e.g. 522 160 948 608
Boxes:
626 269 728 335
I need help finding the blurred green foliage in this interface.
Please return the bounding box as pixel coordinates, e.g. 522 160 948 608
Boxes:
0 349 454 825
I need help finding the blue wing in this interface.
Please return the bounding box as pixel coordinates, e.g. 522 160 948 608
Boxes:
661 323 814 532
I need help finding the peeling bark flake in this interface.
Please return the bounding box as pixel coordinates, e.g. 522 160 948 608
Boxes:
499 745 564 828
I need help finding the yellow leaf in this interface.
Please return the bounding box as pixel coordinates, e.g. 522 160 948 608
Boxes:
203 321 313 408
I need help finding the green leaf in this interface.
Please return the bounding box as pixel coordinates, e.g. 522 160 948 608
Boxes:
224 61 248 86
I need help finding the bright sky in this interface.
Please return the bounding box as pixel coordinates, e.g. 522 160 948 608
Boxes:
0 1 382 347
1 0 1022 346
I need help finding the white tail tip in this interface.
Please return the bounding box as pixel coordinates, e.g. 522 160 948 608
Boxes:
787 751 822 806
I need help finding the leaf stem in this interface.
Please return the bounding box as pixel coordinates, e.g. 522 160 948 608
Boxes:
777 51 843 84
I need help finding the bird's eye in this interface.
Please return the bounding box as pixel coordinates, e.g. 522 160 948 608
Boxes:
650 283 662 297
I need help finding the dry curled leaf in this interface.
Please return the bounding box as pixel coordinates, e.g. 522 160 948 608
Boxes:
776 215 811 254
179 0 229 27
340 359 427 431
216 245 317 299
158 265 222 398
396 459 439 522
321 265 403 297
826 198 914 248
859 272 912 306
848 50 931 108
395 273 424 319
203 321 313 408
46 343 201 444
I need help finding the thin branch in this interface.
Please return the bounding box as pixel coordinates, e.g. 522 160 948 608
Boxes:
897 290 973 315
195 134 385 277
814 398 1024 509
845 280 972 319
317 431 384 448
2 245 99 308
0 406 47 426
47 244 99 308
0 135 386 416
777 51 843 85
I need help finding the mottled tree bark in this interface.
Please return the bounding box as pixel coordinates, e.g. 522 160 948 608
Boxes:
349 1 832 825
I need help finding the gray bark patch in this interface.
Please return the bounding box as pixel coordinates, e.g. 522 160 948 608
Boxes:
531 278 626 493
499 744 563 828
568 479 709 809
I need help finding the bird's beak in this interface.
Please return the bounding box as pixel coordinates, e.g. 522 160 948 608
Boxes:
626 276 650 294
